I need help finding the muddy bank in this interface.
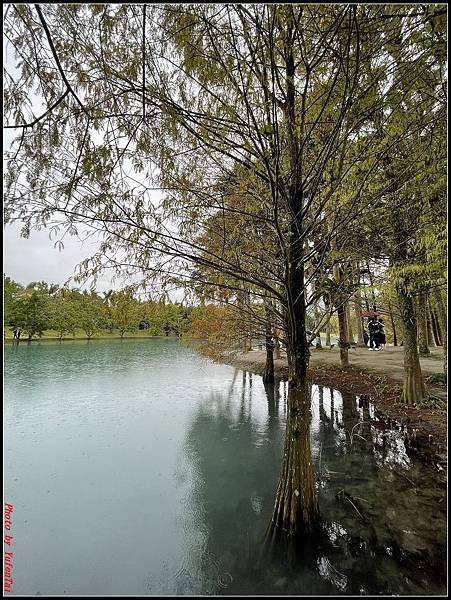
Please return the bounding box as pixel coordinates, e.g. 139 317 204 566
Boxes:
221 350 447 474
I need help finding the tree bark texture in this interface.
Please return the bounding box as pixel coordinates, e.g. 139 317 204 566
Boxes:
345 301 354 345
429 304 442 346
271 382 320 535
425 303 434 347
325 320 331 347
332 250 349 366
432 288 447 376
263 303 275 383
271 18 320 536
354 295 366 347
397 289 427 404
337 301 350 367
417 291 430 355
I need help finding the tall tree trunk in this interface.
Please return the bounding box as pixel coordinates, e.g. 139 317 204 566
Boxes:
263 303 275 383
417 291 430 356
325 320 331 347
271 24 319 536
397 289 427 404
337 301 349 367
314 303 322 349
425 300 435 347
324 293 332 346
345 301 354 345
388 300 398 346
352 262 365 347
332 257 349 366
330 238 349 366
315 332 322 349
353 294 366 347
429 304 442 346
366 262 377 311
432 288 447 376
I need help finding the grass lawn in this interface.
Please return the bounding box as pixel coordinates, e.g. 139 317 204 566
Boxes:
3 327 172 341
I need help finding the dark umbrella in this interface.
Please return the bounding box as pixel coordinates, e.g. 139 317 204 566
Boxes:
361 310 379 317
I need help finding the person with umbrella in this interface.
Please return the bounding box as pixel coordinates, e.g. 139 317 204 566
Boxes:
363 311 381 350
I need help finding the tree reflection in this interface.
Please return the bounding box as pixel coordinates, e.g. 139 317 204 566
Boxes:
179 375 446 595
181 370 285 594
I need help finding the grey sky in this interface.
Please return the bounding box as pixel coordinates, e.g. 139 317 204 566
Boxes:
2 34 108 289
3 23 183 299
3 124 116 290
3 39 135 293
4 221 110 289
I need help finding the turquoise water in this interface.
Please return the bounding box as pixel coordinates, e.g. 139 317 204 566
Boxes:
4 339 446 595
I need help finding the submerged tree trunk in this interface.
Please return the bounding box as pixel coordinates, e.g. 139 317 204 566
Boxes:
432 288 447 376
397 289 427 404
271 382 320 535
417 291 430 356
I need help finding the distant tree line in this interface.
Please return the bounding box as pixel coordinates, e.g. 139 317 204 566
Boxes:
3 276 193 341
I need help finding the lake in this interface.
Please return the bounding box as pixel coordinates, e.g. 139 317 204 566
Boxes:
4 339 447 595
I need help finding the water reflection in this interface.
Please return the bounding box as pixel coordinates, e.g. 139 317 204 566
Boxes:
5 342 446 595
177 371 285 594
181 377 446 595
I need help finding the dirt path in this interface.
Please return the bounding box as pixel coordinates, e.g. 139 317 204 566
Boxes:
237 346 446 399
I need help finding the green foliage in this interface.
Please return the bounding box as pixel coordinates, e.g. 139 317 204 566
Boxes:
425 373 447 386
2 4 447 411
9 289 51 339
108 289 140 337
74 292 103 339
3 275 24 325
48 294 78 339
4 275 195 340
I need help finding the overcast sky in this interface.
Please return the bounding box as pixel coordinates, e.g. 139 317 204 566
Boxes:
3 33 137 293
3 26 184 299
4 221 110 289
3 124 118 290
3 30 114 290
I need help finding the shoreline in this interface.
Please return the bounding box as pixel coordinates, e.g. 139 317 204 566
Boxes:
220 349 447 472
4 335 179 342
